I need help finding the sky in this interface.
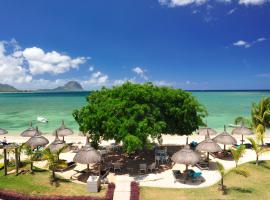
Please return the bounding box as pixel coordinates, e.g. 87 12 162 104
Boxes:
0 0 270 90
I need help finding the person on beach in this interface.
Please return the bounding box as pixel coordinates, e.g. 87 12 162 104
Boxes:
2 137 7 145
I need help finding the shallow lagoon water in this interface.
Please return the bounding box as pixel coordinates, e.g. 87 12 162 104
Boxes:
0 91 269 134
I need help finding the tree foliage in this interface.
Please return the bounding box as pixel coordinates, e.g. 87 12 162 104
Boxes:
230 144 246 167
251 97 270 145
73 82 207 153
247 137 270 165
217 161 249 194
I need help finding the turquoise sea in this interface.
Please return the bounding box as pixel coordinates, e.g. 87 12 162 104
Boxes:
0 91 269 134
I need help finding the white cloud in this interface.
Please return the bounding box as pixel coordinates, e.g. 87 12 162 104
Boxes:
0 40 32 84
159 0 208 7
159 0 270 7
227 8 237 15
239 0 269 5
132 66 148 80
81 70 109 88
89 66 94 72
233 37 267 48
23 47 87 75
233 40 249 47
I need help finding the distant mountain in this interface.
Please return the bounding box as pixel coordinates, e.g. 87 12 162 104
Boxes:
0 83 19 92
52 81 83 91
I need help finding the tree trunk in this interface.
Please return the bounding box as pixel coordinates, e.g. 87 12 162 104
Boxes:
220 177 224 191
52 170 56 182
256 155 259 166
30 162 33 172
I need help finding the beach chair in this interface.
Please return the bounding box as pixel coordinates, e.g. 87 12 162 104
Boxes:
196 160 209 170
188 170 203 183
139 164 147 174
147 162 156 172
172 170 186 183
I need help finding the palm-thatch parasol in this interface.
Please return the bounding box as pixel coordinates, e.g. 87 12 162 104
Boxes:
213 125 237 151
25 127 49 149
232 125 253 144
172 145 201 171
196 131 222 162
73 137 101 171
197 127 217 136
0 128 8 135
21 122 41 137
54 120 73 142
48 130 66 153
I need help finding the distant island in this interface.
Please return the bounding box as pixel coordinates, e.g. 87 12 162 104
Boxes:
0 83 20 92
0 81 84 93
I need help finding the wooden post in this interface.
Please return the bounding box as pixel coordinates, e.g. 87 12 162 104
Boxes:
15 147 19 175
3 148 7 176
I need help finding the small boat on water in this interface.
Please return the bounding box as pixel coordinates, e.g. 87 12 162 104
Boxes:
228 124 241 128
37 116 48 123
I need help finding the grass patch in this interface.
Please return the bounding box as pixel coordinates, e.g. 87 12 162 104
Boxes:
140 161 270 200
0 168 106 197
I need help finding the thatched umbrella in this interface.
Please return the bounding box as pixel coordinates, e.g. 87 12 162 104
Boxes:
48 130 66 153
21 122 41 137
172 145 201 171
73 137 101 171
213 126 237 151
0 128 8 135
197 127 217 136
232 125 253 144
54 120 73 142
196 132 222 162
26 127 49 149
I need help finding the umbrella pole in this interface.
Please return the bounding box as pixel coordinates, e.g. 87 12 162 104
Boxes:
223 144 226 151
207 152 210 162
62 136 65 142
186 136 189 145
87 164 90 171
241 134 244 145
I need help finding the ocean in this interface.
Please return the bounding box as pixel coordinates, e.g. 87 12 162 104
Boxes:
0 91 269 134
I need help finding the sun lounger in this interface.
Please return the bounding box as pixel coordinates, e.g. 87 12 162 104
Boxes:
196 160 209 170
188 170 203 183
172 170 186 183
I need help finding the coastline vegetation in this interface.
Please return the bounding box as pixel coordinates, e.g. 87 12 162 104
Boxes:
73 82 207 153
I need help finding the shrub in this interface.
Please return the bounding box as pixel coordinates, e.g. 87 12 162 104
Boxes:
130 181 139 200
0 183 115 200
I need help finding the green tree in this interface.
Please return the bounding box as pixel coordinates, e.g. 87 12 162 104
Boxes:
247 137 270 165
42 146 68 183
230 144 246 167
234 116 252 128
73 82 207 153
251 97 270 145
217 162 249 194
22 144 42 172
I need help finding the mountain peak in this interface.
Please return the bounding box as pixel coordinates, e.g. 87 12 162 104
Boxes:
53 81 83 91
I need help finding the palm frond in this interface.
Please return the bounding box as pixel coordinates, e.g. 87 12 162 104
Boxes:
230 168 249 177
247 137 259 152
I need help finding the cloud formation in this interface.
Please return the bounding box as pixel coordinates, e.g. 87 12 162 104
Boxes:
159 0 270 6
132 66 148 80
233 37 267 48
0 39 87 89
23 47 87 75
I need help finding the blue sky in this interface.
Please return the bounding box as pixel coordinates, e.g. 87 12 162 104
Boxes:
0 0 270 90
